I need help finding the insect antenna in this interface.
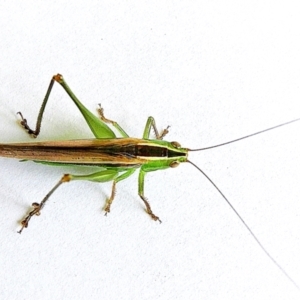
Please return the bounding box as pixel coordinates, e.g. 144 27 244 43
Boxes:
189 117 300 151
187 159 299 291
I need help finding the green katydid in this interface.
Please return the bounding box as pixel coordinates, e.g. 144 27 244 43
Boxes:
0 74 299 290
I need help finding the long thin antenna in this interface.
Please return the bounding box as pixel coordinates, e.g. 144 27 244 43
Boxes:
189 118 300 151
188 160 300 291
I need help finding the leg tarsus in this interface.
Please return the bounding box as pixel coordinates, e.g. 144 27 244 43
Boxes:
97 104 129 137
157 125 170 140
97 104 115 125
103 169 135 216
150 118 170 140
17 203 41 234
140 195 161 223
104 181 116 216
17 112 38 138
17 174 71 233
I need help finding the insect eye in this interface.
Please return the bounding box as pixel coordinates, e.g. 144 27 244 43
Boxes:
171 141 181 148
170 161 180 168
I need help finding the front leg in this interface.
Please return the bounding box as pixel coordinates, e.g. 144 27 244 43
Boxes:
142 116 170 140
138 169 161 223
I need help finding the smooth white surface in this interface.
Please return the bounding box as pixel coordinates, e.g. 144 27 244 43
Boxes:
0 2 300 299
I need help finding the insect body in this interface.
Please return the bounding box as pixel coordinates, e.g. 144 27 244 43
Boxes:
2 74 192 232
1 74 299 291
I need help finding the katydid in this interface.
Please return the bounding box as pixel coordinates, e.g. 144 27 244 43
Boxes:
0 74 299 290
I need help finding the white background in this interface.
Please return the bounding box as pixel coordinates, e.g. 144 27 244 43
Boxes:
0 1 300 300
